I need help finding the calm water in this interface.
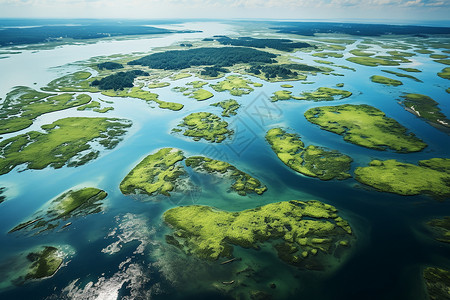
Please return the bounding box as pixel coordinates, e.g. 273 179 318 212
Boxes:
0 21 449 300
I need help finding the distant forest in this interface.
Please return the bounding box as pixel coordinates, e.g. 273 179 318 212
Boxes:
97 62 123 70
271 22 450 36
128 47 277 70
211 36 314 52
0 25 180 47
91 70 149 90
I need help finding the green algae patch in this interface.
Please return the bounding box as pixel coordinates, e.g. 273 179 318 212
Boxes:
304 104 427 153
120 148 186 197
185 156 267 196
210 75 260 96
399 67 421 73
354 158 450 198
148 82 170 89
346 56 400 67
163 200 353 269
295 87 352 101
173 112 233 143
370 75 403 86
0 87 92 134
399 93 450 129
426 217 450 243
42 71 97 92
381 70 421 82
423 267 450 300
210 99 240 117
0 117 131 175
101 86 183 111
438 67 450 80
10 188 107 235
190 89 214 101
266 128 352 180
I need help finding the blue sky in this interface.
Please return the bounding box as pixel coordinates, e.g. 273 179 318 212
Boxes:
0 0 449 24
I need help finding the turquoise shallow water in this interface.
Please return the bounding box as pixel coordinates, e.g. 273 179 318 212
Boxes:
0 22 449 300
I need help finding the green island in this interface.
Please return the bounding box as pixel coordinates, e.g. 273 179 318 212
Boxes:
438 67 450 79
381 70 421 82
128 47 276 70
415 49 434 54
187 81 208 88
148 82 170 89
354 158 450 198
0 117 131 175
190 89 214 101
312 52 344 58
9 187 107 234
266 128 352 180
101 86 183 111
173 112 233 143
170 73 192 80
271 90 292 102
426 217 450 243
210 99 240 117
430 54 449 59
247 63 325 81
210 75 260 96
163 200 352 270
304 104 427 152
281 84 293 88
91 70 149 90
0 86 92 134
42 71 98 92
346 56 400 67
120 148 186 196
434 59 450 65
399 67 421 72
370 75 403 86
185 156 267 196
271 87 351 102
349 49 375 57
211 36 314 52
398 93 450 129
423 267 450 300
24 246 63 280
295 87 352 101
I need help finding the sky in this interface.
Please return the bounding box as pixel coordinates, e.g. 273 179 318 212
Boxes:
0 0 449 24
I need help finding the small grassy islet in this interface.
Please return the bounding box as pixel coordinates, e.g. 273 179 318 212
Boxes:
426 217 450 243
120 148 186 197
370 75 403 86
0 117 131 175
271 87 351 102
381 70 421 82
163 200 352 270
354 158 450 198
0 87 92 134
210 75 260 96
210 99 240 117
438 67 450 80
173 112 233 143
185 156 267 196
423 267 450 300
266 128 352 180
398 93 450 129
304 104 427 152
24 246 63 280
10 187 107 234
